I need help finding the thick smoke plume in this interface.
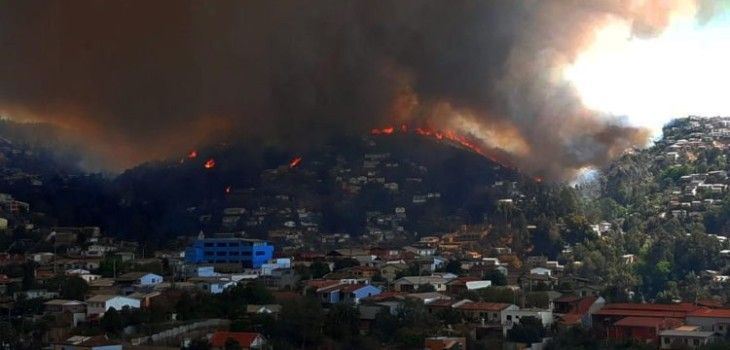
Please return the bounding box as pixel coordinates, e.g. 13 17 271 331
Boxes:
0 1 715 178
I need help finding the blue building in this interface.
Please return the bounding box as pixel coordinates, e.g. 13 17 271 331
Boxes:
185 238 274 268
316 283 382 304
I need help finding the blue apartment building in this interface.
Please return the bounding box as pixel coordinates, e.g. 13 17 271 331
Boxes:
185 238 274 268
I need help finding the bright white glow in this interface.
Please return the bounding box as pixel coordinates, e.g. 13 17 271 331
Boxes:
565 16 730 135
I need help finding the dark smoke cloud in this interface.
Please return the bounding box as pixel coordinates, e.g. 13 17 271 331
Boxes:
0 1 714 178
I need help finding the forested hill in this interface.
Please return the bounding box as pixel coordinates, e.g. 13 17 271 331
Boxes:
571 116 730 302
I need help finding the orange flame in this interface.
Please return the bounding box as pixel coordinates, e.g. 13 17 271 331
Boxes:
289 156 303 168
188 150 198 159
372 124 535 178
204 158 216 169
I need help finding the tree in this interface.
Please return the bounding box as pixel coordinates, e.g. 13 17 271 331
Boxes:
444 259 463 274
323 303 360 341
224 338 242 350
309 261 331 279
186 339 211 350
333 258 359 271
101 307 123 334
60 276 89 300
506 316 545 344
484 270 507 286
370 310 398 342
274 298 324 347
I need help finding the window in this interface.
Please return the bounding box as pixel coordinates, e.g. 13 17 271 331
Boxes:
229 251 240 256
216 251 227 256
228 242 240 247
663 338 670 344
216 242 227 247
205 252 214 256
255 251 266 256
694 339 700 346
204 243 214 247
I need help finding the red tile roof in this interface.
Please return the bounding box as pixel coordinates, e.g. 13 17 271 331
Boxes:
456 302 512 312
688 308 730 318
210 331 262 348
613 317 682 329
559 313 583 325
554 295 581 303
362 291 403 302
447 276 480 286
574 297 599 314
341 283 370 293
595 303 702 319
603 303 700 312
594 308 689 319
697 299 724 308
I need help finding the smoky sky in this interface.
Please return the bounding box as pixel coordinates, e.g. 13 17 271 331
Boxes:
0 1 714 178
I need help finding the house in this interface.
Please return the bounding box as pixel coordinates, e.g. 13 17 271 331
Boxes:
503 308 554 336
15 289 59 300
316 282 381 304
394 275 452 292
456 302 518 324
86 295 140 317
659 326 717 349
128 291 162 308
380 263 409 282
246 304 282 315
424 336 467 350
685 308 730 335
115 272 163 287
209 331 266 349
446 277 491 294
530 267 552 276
554 295 605 328
405 292 451 305
45 299 86 314
426 299 474 315
45 299 87 327
607 317 683 344
52 335 122 350
593 303 702 328
188 276 237 294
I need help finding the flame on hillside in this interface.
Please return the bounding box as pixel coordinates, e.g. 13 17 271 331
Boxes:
289 156 303 168
204 158 216 169
371 124 541 182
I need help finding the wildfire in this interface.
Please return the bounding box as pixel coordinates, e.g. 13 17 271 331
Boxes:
204 158 216 169
371 124 534 178
289 156 303 168
187 150 198 159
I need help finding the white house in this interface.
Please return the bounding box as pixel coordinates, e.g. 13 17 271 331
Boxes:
502 308 554 336
659 326 716 349
116 272 163 286
86 295 140 317
686 308 730 335
530 267 552 277
394 275 453 292
189 276 237 294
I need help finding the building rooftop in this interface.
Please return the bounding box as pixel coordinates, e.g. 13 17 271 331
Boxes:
456 302 512 312
687 308 730 318
613 316 682 328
